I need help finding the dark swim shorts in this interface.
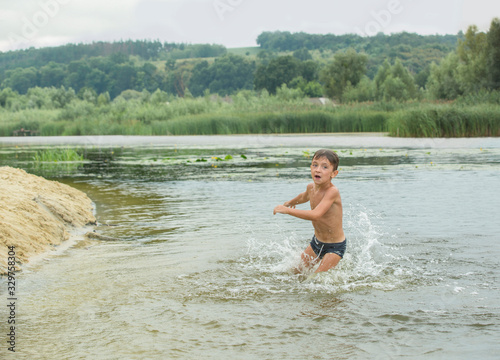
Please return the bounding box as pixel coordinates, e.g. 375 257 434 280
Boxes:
310 235 346 259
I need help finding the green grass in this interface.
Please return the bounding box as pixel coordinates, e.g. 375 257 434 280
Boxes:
33 148 84 162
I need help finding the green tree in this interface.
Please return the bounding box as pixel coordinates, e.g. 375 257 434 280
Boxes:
276 83 304 101
0 87 17 108
189 61 211 96
289 76 323 97
208 54 255 96
136 62 160 93
487 18 500 89
109 52 129 64
85 68 109 95
426 53 463 100
343 76 375 103
321 48 368 102
97 92 111 106
374 59 391 98
303 81 324 97
389 59 418 99
150 89 170 104
414 65 431 89
256 50 275 66
373 59 418 101
189 54 255 96
66 60 91 92
51 86 76 108
2 67 39 94
254 56 301 94
79 87 98 104
293 48 312 61
165 59 176 71
457 25 489 93
165 61 193 97
115 89 143 101
110 64 137 97
299 60 319 83
26 87 53 109
382 76 410 101
39 62 66 88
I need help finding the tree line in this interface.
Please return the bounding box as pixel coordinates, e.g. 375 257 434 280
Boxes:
0 19 499 110
257 30 460 77
0 40 226 76
256 30 458 52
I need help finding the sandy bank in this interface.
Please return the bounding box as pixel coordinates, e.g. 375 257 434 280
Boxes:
0 166 96 274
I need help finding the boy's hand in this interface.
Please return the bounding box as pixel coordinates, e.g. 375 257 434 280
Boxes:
283 201 296 208
273 205 289 215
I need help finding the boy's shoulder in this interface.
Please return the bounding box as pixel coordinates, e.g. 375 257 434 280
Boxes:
307 183 340 196
326 183 340 195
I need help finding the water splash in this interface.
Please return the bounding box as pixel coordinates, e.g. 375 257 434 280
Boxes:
173 193 421 302
239 203 417 294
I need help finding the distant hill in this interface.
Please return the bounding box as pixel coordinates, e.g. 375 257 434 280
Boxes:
0 40 227 76
257 31 462 76
257 31 460 52
0 31 462 98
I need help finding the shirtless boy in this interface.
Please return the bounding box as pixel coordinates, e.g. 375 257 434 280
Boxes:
273 149 346 273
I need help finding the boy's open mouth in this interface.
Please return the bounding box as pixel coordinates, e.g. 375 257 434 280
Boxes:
314 175 321 179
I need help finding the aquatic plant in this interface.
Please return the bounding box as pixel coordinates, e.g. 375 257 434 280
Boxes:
33 148 84 162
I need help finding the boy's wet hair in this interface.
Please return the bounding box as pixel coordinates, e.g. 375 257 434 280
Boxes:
313 149 339 170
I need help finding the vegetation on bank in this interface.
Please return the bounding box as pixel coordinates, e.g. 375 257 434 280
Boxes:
0 19 499 137
0 87 498 137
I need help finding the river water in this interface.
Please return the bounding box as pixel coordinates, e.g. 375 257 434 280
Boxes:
1 135 499 359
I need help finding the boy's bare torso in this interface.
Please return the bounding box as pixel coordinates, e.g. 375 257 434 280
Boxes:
308 183 345 243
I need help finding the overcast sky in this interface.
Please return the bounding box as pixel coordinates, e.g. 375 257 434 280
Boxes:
1 0 499 52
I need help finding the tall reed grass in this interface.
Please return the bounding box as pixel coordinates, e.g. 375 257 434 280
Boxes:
155 109 388 135
388 104 500 137
1 94 499 137
0 109 58 136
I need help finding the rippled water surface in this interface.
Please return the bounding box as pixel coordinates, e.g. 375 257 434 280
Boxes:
1 135 499 359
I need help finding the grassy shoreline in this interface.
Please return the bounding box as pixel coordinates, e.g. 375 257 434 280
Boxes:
1 96 499 138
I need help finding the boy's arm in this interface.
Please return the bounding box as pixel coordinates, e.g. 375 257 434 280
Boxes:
283 185 311 208
273 184 310 215
274 187 337 221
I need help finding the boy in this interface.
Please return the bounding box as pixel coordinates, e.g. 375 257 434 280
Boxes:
273 149 346 273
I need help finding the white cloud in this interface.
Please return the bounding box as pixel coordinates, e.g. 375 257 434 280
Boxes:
461 0 500 31
0 0 498 52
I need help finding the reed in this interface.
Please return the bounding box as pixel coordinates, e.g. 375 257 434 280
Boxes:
1 93 499 137
455 90 500 106
0 109 58 136
388 103 500 137
155 109 389 135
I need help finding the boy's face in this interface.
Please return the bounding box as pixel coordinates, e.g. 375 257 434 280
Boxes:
310 156 338 184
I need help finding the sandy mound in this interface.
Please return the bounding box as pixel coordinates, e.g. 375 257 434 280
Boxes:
0 166 96 274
